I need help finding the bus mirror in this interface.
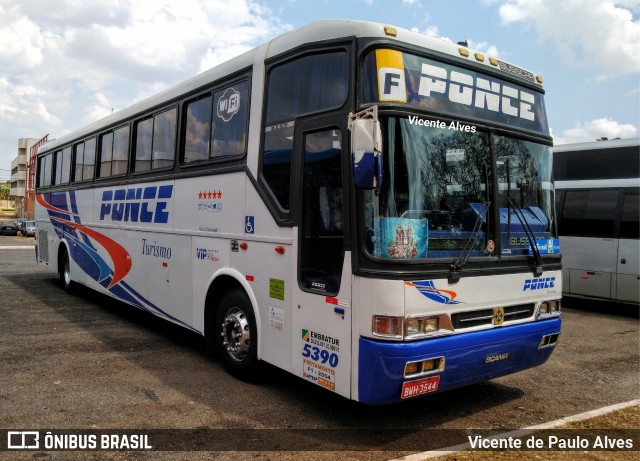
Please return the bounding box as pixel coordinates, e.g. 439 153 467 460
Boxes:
349 107 383 189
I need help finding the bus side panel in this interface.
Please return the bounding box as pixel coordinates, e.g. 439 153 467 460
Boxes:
173 172 245 236
231 240 293 373
49 182 197 331
175 173 245 333
617 238 640 303
236 182 294 373
139 232 193 327
191 236 229 333
561 235 617 299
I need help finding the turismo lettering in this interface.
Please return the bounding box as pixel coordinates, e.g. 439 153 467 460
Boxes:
418 63 535 121
100 185 173 224
142 239 172 259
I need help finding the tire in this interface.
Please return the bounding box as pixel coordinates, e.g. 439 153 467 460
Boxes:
59 248 75 293
214 288 260 381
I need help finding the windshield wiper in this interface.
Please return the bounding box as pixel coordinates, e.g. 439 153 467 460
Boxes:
448 202 489 284
507 197 544 277
503 158 543 276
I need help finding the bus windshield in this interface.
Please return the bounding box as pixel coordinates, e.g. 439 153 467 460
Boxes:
361 118 556 260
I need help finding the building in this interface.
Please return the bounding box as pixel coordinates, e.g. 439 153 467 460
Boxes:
11 135 48 219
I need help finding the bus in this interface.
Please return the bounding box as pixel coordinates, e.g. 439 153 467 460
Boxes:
35 20 561 405
554 138 639 305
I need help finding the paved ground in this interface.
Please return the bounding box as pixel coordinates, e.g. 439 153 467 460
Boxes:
0 236 638 460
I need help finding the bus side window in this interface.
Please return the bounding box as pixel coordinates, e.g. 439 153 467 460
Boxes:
620 192 639 239
184 95 213 164
135 117 154 172
261 51 348 213
211 81 249 158
300 128 344 295
112 126 129 176
74 142 85 181
100 132 114 177
152 108 176 169
83 138 96 181
135 108 176 172
99 126 130 178
561 189 619 238
262 122 294 210
38 154 52 188
54 147 71 185
183 80 248 165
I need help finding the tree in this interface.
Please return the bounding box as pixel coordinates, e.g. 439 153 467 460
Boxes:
0 181 11 201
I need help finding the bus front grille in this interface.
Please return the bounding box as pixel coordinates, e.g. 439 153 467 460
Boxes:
451 303 536 329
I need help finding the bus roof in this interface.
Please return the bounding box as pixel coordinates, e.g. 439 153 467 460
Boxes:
553 137 640 183
39 19 545 155
554 137 640 152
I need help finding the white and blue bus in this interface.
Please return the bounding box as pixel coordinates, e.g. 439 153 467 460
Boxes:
35 20 561 405
554 138 639 305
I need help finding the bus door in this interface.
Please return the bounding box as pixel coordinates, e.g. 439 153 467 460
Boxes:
562 188 619 300
292 119 352 399
616 190 639 303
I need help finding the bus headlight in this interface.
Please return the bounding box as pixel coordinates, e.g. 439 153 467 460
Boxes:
405 317 439 336
372 314 454 340
404 356 446 377
539 299 561 317
372 315 404 339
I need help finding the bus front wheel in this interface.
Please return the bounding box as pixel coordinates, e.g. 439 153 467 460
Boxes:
214 289 260 381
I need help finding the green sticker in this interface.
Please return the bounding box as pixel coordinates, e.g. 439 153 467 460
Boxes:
269 278 285 300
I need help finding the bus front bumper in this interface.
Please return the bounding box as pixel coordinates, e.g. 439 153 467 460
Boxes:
358 317 561 405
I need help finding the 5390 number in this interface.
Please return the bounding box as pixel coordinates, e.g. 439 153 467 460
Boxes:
302 344 339 368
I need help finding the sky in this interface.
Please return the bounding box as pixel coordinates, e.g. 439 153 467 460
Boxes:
1 0 639 181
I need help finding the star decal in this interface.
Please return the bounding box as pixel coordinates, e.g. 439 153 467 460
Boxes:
197 190 223 200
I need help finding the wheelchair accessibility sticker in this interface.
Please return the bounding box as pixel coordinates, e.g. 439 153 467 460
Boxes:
245 216 254 234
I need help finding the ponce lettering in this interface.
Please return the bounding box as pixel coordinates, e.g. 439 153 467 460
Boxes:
100 185 173 224
418 63 535 121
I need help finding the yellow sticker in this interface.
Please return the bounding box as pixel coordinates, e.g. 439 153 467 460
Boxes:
492 307 505 326
376 49 407 103
269 278 285 300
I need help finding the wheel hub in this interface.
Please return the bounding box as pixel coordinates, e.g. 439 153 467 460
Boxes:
221 308 250 361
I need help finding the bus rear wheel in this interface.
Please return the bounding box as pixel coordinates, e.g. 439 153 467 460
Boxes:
214 289 260 381
59 248 74 293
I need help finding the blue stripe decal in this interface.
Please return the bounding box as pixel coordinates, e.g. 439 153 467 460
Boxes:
42 191 200 334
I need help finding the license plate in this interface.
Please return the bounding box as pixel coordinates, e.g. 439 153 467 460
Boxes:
401 376 440 399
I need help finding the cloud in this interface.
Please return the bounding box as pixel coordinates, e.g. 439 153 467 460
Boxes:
410 24 500 57
82 92 114 126
497 0 640 79
0 6 44 73
0 0 291 170
468 40 499 58
553 117 638 145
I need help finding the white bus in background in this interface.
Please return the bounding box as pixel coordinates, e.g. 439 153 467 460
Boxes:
554 138 640 304
35 20 562 405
